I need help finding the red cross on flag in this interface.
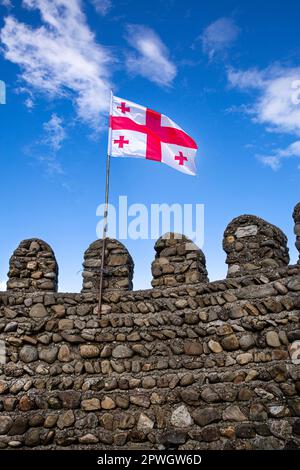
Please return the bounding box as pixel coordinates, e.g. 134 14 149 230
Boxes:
108 95 198 176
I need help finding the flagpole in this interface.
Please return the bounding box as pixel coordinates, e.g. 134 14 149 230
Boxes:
98 91 113 315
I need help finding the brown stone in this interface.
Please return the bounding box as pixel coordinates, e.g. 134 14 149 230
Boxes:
57 410 75 429
223 405 247 422
80 345 99 358
192 408 221 426
221 334 239 351
81 399 101 411
29 304 48 318
101 397 116 410
208 340 223 353
184 341 203 355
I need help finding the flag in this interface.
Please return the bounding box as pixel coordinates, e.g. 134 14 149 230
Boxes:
108 95 198 176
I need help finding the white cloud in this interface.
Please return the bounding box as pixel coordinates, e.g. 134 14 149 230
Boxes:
228 65 300 170
0 0 114 128
43 113 66 151
24 113 66 175
125 24 177 87
89 0 112 16
258 140 300 171
0 0 12 7
201 17 239 60
228 66 300 135
0 280 6 291
25 97 34 109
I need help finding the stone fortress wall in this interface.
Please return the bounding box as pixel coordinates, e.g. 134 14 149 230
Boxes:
0 203 300 450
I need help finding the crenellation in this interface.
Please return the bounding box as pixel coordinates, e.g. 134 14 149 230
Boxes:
293 202 300 264
6 239 58 293
151 233 208 288
0 206 300 449
223 215 289 278
82 238 134 293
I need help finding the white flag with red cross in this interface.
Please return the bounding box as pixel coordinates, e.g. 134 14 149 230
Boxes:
108 95 198 176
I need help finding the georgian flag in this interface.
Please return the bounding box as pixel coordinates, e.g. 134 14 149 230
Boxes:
108 95 198 176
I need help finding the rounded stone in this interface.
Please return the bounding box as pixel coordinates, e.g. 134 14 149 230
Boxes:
239 335 255 351
19 346 38 363
81 398 101 411
29 304 48 319
0 416 13 435
266 331 281 348
112 345 133 359
80 345 100 358
101 397 116 410
184 341 203 355
208 340 223 353
58 345 71 362
57 410 75 429
79 434 99 444
39 346 58 363
221 334 239 351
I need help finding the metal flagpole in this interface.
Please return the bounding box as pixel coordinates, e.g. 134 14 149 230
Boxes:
98 91 113 315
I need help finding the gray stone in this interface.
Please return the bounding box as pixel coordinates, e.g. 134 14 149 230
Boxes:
266 331 280 348
39 347 58 363
235 225 258 238
270 420 292 439
171 405 193 428
0 416 13 435
19 346 38 363
57 410 75 429
24 429 40 447
239 334 255 350
29 303 48 318
287 278 300 291
137 413 154 431
112 345 133 359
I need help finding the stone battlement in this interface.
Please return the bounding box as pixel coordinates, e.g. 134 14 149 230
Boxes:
0 204 299 450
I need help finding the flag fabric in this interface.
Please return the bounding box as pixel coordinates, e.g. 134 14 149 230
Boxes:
108 95 198 176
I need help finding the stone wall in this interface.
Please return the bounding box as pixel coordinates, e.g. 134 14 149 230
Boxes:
0 204 300 450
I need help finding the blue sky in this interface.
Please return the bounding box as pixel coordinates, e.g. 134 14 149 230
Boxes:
0 0 299 292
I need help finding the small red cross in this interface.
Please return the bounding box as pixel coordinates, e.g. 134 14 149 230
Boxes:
117 102 130 114
174 151 188 166
110 108 197 161
114 135 129 148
